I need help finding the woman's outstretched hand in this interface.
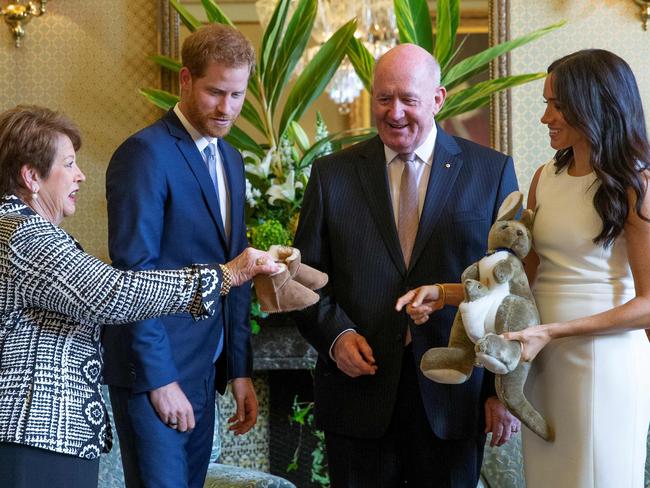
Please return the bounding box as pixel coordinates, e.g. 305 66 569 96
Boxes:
226 247 281 287
395 285 444 325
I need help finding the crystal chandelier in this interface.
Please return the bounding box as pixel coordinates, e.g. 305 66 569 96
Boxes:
255 0 398 114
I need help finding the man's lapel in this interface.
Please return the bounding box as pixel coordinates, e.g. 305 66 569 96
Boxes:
409 126 463 271
164 110 228 247
356 136 407 276
218 139 245 259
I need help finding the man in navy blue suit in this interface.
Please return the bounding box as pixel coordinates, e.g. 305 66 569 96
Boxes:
104 24 258 488
294 44 520 487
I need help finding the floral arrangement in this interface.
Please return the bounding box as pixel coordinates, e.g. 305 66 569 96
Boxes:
244 113 333 250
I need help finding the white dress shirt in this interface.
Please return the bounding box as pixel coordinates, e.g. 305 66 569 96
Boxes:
174 104 231 238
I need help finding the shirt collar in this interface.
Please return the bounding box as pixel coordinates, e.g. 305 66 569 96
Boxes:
384 122 437 166
173 103 219 154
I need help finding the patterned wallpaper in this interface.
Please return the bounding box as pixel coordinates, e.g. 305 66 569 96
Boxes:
0 0 161 261
509 0 650 195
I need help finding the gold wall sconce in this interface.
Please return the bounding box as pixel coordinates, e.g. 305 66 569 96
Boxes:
635 0 650 30
0 0 47 47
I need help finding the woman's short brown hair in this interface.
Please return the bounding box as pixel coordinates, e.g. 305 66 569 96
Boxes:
181 23 256 78
0 105 81 196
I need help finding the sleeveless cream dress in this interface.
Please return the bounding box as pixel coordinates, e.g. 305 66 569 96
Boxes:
523 161 650 488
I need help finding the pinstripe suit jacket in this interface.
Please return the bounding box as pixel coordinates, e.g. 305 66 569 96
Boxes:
294 129 518 440
0 195 222 458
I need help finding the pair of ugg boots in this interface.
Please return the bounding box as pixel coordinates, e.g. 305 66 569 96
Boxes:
253 245 328 313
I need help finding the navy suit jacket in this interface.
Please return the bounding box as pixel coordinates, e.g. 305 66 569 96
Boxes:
103 109 251 395
294 128 518 440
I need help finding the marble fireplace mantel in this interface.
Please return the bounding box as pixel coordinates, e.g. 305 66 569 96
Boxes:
251 317 317 371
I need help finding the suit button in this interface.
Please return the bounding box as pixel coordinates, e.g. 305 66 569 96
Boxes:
395 333 402 342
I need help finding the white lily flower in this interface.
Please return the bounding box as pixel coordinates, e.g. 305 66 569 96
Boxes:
267 170 301 205
244 149 273 179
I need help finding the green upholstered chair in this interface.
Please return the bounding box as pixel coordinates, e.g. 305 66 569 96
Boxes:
479 434 525 488
479 429 650 488
203 464 295 488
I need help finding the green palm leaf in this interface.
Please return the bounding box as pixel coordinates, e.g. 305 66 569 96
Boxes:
150 55 182 73
437 73 545 120
169 0 201 32
346 37 375 93
259 0 291 80
247 74 263 106
139 88 178 111
200 0 234 26
226 125 265 158
442 21 565 91
241 99 268 139
299 127 377 169
435 0 460 69
395 0 434 53
329 129 377 152
278 19 357 139
267 0 317 116
440 33 468 73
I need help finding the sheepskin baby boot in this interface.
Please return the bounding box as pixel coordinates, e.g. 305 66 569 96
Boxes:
254 263 319 313
268 245 328 290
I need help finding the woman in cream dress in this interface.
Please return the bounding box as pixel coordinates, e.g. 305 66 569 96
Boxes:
508 49 650 488
398 49 650 487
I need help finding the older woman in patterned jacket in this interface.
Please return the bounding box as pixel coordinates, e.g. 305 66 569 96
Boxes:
0 105 279 488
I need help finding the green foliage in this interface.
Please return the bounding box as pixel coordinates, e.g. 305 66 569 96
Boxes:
345 37 374 93
278 19 356 138
347 0 565 121
249 300 267 335
310 428 329 487
288 396 329 487
139 88 179 111
396 0 434 54
249 219 292 250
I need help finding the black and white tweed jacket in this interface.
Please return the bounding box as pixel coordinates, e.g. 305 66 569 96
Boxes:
0 195 222 459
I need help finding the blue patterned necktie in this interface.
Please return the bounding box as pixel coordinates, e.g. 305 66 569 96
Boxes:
203 143 219 195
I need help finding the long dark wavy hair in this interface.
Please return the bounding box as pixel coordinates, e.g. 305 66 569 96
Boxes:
548 49 650 247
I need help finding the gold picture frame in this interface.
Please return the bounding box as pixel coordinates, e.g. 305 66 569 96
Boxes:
489 0 510 154
159 0 180 93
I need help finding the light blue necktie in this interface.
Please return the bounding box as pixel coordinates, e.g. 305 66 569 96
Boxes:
203 143 220 195
204 143 224 362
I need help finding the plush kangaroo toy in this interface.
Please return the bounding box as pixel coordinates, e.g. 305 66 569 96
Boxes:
420 191 553 441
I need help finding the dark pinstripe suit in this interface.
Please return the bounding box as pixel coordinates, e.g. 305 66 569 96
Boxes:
294 129 518 486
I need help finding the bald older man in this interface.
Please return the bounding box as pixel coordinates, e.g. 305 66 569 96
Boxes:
293 44 520 487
